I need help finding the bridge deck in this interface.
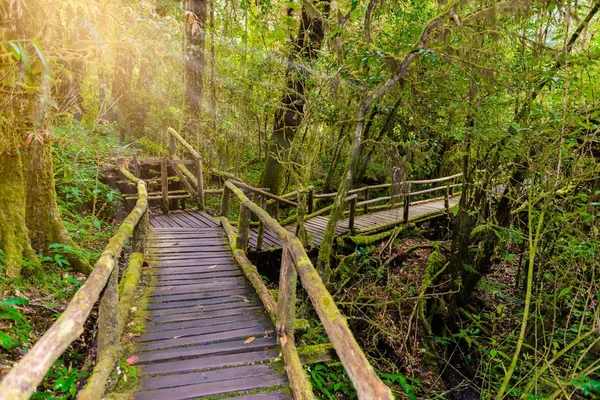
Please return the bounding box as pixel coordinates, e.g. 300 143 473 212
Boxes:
131 212 290 400
287 196 459 247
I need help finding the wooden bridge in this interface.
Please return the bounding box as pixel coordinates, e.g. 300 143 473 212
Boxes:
0 128 462 400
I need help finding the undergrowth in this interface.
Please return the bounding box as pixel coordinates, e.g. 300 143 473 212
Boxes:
0 121 127 398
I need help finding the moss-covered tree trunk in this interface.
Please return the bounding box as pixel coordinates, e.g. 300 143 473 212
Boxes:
261 0 329 194
0 150 38 277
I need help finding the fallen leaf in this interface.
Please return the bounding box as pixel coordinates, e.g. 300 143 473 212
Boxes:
173 242 180 246
243 336 256 344
159 286 174 291
280 334 288 346
131 307 138 312
264 330 274 338
243 299 250 303
197 305 204 310
127 321 136 327
208 265 217 269
126 355 139 365
172 335 183 339
123 333 141 340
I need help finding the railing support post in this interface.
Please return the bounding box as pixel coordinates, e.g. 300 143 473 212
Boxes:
363 188 369 214
256 195 266 251
98 259 119 358
444 185 450 213
161 158 169 214
221 184 231 217
236 204 250 251
168 133 176 158
132 209 149 253
348 196 357 235
403 182 411 222
196 158 205 210
307 187 314 214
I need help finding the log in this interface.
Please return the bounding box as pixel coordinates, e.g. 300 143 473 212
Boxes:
0 180 148 400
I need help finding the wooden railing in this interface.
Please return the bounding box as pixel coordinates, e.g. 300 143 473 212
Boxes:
0 168 149 400
304 173 463 234
165 127 205 211
219 180 393 400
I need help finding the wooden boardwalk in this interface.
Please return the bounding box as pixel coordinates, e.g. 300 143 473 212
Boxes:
287 197 460 248
132 211 290 400
130 198 455 398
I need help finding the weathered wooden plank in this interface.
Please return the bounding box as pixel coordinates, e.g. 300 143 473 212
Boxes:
136 319 271 343
134 372 286 400
220 392 291 400
140 325 271 351
150 306 263 324
146 296 258 311
146 312 266 333
140 349 280 376
154 275 243 286
141 363 283 391
136 336 277 364
149 288 253 304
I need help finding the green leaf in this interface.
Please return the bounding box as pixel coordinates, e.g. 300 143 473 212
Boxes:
558 287 571 299
0 297 29 307
7 41 21 61
31 40 48 68
0 332 14 349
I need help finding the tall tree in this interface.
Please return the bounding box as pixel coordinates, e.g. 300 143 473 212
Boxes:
0 1 92 277
260 0 330 194
184 0 208 135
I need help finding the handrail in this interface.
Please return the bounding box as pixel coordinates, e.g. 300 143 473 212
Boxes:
221 180 393 400
166 127 205 210
0 168 149 400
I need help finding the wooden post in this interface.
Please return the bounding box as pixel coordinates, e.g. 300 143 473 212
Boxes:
348 196 357 235
363 188 369 214
97 259 119 362
307 187 314 214
132 210 148 253
220 184 231 217
277 248 315 399
277 247 296 337
403 182 411 222
160 159 169 214
444 185 450 213
195 158 205 210
168 133 176 158
132 153 140 178
236 204 250 251
256 195 266 251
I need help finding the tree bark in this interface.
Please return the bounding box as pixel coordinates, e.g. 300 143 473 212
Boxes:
184 0 208 131
261 0 330 194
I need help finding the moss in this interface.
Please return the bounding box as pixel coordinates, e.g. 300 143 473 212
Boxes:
297 343 336 364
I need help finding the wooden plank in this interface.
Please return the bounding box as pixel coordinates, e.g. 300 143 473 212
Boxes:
146 296 258 311
146 312 266 333
154 275 244 286
141 363 282 391
220 392 291 400
134 372 286 400
140 349 280 376
166 213 194 228
150 306 263 324
155 271 242 281
188 211 220 227
148 297 260 312
136 336 278 364
136 319 271 343
141 325 271 351
149 288 253 304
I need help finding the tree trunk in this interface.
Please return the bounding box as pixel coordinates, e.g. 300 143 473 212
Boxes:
184 0 208 133
261 1 329 194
